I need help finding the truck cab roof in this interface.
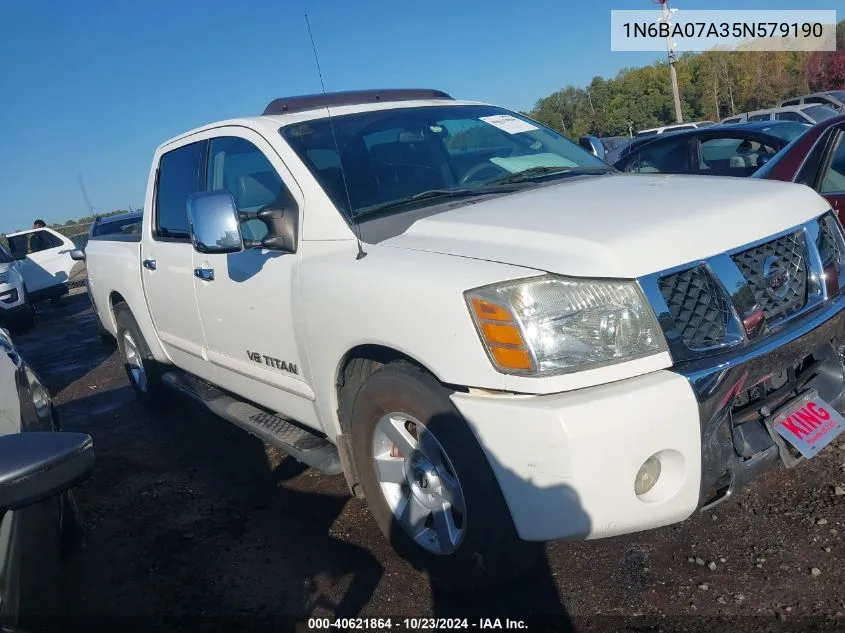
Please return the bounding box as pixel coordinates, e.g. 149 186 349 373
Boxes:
160 90 489 152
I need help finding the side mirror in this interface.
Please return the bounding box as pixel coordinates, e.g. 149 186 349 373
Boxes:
187 191 244 255
70 249 85 261
0 432 94 512
578 136 606 161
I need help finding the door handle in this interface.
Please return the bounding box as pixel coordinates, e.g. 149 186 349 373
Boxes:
194 267 214 281
142 259 157 271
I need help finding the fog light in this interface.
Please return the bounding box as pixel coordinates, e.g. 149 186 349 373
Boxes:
635 456 662 496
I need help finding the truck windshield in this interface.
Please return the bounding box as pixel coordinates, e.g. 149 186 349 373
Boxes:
280 104 609 219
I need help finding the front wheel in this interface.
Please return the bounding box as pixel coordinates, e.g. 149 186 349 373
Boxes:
348 361 541 593
115 304 165 407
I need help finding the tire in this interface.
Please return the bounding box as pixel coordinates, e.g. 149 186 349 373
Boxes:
348 361 541 593
115 304 165 407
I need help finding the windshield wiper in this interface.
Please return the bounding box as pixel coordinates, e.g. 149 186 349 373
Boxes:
484 165 615 186
354 186 517 220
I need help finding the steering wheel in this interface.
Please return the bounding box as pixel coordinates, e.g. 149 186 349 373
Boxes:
459 163 506 186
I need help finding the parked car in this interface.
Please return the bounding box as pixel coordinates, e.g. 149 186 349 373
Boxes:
87 211 143 244
3 227 79 307
86 88 845 592
611 122 795 176
721 104 839 126
608 120 809 171
754 112 845 220
635 121 714 137
779 91 845 113
0 327 93 627
0 245 33 332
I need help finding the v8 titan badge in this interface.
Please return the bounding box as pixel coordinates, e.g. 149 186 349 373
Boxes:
772 391 845 459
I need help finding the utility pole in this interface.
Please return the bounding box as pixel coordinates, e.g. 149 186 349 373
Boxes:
658 0 683 123
78 174 95 216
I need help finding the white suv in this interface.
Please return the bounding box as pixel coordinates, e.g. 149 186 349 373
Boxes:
0 245 33 331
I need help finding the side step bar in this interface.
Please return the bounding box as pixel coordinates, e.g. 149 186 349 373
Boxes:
161 370 343 476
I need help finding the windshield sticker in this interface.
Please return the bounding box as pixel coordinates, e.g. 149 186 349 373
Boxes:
479 115 538 134
490 153 578 173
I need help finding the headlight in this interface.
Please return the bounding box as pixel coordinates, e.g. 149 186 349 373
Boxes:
0 271 9 284
465 275 667 376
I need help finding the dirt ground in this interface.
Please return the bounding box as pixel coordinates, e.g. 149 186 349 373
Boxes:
12 294 845 633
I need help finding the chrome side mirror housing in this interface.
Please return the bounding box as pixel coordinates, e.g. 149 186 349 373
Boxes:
70 249 85 261
578 136 606 161
187 191 244 255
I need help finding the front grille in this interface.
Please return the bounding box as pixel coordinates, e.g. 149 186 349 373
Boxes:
658 266 731 349
817 214 842 269
642 213 845 363
731 231 807 323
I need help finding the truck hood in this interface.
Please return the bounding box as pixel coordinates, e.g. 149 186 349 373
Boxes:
369 174 831 278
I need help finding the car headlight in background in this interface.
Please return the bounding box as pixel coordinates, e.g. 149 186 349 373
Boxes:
0 271 9 284
466 275 667 376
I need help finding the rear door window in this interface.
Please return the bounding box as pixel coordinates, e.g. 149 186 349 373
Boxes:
8 230 62 257
748 114 772 122
155 142 203 240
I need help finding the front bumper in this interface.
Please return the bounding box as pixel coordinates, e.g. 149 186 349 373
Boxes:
452 293 845 543
0 284 29 326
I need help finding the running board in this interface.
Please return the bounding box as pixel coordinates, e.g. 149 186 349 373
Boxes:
161 371 342 475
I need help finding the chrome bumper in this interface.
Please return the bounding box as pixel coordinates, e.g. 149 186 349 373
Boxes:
676 293 845 510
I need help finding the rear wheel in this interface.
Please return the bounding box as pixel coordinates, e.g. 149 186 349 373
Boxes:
115 304 165 407
348 361 541 593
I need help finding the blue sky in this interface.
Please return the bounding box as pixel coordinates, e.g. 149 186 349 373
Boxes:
0 0 838 228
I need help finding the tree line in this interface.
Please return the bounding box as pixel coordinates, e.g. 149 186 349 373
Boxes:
527 20 845 139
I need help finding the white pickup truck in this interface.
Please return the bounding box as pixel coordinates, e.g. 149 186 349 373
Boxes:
85 89 845 591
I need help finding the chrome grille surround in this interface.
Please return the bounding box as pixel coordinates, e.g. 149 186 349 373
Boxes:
639 211 845 362
818 213 843 270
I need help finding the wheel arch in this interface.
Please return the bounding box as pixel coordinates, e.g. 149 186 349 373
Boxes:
334 344 451 434
107 291 169 364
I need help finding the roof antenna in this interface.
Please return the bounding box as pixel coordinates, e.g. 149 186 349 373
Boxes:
305 13 366 260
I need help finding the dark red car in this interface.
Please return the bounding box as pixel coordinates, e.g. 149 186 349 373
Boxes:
755 113 845 220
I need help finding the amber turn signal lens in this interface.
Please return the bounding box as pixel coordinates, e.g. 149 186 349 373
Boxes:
470 297 513 322
468 294 535 372
490 346 533 371
480 322 523 346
